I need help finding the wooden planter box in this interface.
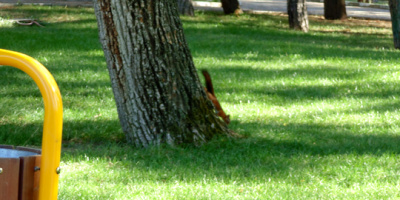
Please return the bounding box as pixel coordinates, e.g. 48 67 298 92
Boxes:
0 145 41 200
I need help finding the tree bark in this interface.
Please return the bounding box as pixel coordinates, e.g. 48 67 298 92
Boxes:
177 0 195 16
220 0 242 15
93 0 230 147
288 0 309 32
324 0 347 20
389 0 400 49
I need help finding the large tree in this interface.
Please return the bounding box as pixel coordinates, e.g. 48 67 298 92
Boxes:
324 0 347 20
389 0 400 49
93 0 231 147
177 0 195 16
221 0 242 15
287 0 309 32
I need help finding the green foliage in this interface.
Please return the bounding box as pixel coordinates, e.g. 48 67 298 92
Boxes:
1 6 400 199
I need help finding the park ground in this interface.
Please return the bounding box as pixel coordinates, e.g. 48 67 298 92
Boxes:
1 4 400 199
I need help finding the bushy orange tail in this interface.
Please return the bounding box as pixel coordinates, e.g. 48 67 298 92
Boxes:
202 70 230 125
202 70 215 96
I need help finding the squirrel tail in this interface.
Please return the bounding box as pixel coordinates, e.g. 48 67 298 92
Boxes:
202 70 215 96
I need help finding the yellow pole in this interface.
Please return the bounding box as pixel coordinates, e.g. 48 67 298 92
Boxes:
0 49 63 200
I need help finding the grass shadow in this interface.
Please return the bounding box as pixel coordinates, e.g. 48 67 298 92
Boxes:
58 118 400 184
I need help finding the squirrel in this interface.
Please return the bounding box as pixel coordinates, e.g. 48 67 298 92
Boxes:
234 8 243 17
202 70 230 125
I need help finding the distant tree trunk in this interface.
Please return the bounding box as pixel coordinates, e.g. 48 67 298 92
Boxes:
324 0 347 20
221 0 242 15
288 0 309 32
93 0 230 147
178 0 195 16
389 0 400 49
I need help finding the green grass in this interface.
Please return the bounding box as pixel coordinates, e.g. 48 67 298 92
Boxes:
1 5 400 199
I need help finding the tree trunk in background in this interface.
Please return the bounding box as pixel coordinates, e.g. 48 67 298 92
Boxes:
324 0 347 20
93 0 230 147
288 0 309 32
178 0 195 16
221 0 242 14
389 0 400 49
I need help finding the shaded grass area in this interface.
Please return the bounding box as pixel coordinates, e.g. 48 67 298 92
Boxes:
1 5 400 199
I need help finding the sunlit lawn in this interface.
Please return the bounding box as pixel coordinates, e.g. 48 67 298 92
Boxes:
1 5 400 199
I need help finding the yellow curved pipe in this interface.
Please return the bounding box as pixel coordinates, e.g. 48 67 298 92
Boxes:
0 49 62 200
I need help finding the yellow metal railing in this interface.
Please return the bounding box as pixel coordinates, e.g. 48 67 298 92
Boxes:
0 49 63 200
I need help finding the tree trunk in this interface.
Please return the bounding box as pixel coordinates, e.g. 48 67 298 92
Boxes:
288 0 309 32
324 0 347 20
93 0 230 147
389 0 400 49
177 0 195 16
220 0 242 15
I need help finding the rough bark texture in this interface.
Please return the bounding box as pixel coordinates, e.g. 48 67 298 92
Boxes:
177 0 195 16
93 0 230 147
220 0 242 14
389 0 400 49
288 0 309 32
324 0 347 20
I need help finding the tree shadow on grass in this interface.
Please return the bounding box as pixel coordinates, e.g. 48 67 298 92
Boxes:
2 112 399 184
235 121 400 155
0 119 124 147
58 119 400 181
120 121 399 182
